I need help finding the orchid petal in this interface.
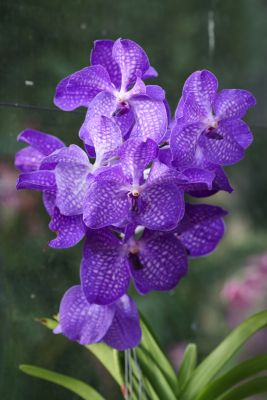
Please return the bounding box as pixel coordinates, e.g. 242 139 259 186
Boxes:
177 203 227 256
54 65 114 111
16 170 56 191
177 70 218 118
142 65 158 80
112 38 150 89
15 147 44 172
119 138 158 183
130 96 168 143
90 39 121 88
87 116 122 162
55 148 90 216
131 231 188 294
170 122 203 168
57 285 115 345
200 120 244 165
214 89 256 119
49 208 86 248
18 129 64 156
83 166 129 229
134 183 184 231
81 230 130 305
104 295 141 350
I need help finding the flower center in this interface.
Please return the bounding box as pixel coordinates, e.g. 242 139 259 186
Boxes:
204 113 218 130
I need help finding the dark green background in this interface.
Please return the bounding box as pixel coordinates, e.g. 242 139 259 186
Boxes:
1 0 267 399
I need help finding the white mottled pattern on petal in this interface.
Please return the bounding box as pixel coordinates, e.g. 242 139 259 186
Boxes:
55 162 89 216
15 147 44 172
18 129 65 156
16 170 56 191
131 231 188 294
147 159 186 186
43 191 56 216
182 70 218 114
200 120 244 165
80 91 134 145
83 167 129 228
177 203 227 256
112 39 150 89
87 116 122 162
130 96 168 143
49 208 86 248
81 231 130 305
103 295 141 350
170 122 203 168
178 93 210 123
119 138 158 182
213 89 256 120
135 183 184 230
54 65 114 111
79 92 116 146
58 285 115 345
41 144 89 170
90 39 122 88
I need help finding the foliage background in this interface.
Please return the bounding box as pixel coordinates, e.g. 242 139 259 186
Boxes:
1 0 267 398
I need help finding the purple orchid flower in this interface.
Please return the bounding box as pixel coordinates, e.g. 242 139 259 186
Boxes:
15 118 123 248
80 203 226 305
54 38 168 145
170 70 256 168
15 129 65 172
83 138 185 231
15 129 85 248
158 146 233 197
54 285 141 350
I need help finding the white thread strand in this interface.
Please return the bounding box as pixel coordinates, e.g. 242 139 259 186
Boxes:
129 349 133 399
124 349 129 399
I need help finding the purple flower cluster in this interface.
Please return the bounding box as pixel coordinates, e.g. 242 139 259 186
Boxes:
15 38 255 350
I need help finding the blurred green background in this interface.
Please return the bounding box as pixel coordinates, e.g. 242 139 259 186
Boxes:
1 0 267 399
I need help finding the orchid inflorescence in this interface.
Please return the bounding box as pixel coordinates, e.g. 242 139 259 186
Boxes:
15 38 255 351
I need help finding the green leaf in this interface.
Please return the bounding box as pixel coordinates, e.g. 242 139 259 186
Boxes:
140 315 178 394
37 313 177 398
196 354 267 400
86 343 124 386
19 364 105 400
129 353 161 400
217 376 267 400
181 310 267 400
36 317 124 387
136 346 177 400
178 344 197 389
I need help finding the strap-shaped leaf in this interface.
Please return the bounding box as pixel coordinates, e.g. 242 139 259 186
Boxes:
37 317 124 387
140 315 178 394
178 343 197 389
136 346 177 400
217 376 267 400
87 343 123 386
181 310 267 400
19 364 105 400
37 315 177 398
129 352 160 400
196 354 267 400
